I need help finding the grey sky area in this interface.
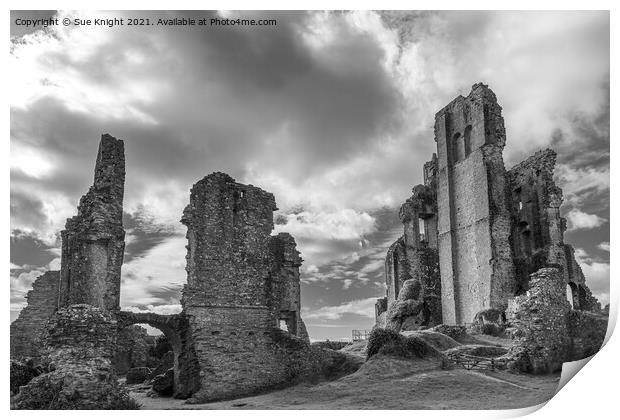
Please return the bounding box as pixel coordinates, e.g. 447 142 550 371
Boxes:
10 10 609 339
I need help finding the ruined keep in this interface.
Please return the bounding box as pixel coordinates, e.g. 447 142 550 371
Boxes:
11 135 315 404
377 83 601 329
178 173 310 401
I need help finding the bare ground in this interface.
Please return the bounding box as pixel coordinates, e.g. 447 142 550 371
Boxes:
130 355 560 410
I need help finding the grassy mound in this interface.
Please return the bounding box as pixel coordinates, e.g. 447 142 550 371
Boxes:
366 328 442 360
402 330 461 351
339 340 368 358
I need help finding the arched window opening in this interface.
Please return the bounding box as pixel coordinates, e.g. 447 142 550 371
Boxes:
418 217 426 244
464 125 473 157
279 320 288 332
453 132 465 163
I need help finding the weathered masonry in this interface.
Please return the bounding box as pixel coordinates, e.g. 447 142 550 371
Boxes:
376 83 601 328
59 134 126 311
11 135 313 403
178 173 309 401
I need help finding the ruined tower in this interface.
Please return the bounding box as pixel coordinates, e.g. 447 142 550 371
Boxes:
377 83 601 329
58 134 126 311
180 172 309 401
434 83 515 324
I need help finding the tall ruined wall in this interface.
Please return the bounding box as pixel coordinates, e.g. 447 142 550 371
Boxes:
58 134 125 311
377 182 441 329
434 83 515 324
507 149 600 311
506 149 566 293
269 233 309 340
10 271 60 360
180 172 310 402
181 172 276 308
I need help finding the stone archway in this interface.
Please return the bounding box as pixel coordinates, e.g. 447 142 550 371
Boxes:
116 311 190 398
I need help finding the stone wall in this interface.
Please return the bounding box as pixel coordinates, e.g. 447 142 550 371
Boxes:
504 268 572 373
566 310 608 361
377 83 602 329
10 271 60 360
58 134 125 311
503 267 607 373
180 172 312 402
112 325 151 375
377 181 442 329
435 83 515 324
12 305 135 409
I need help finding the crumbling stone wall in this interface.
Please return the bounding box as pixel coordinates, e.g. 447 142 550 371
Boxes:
10 271 59 360
377 182 442 330
435 83 515 324
503 267 606 373
269 232 309 340
377 83 602 330
12 305 135 409
58 134 125 311
566 310 607 361
179 173 312 402
504 268 572 373
112 325 151 375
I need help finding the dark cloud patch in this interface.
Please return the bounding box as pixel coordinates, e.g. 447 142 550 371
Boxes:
10 232 57 267
10 191 48 231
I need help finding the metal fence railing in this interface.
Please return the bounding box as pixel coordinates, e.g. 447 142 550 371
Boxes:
352 329 372 341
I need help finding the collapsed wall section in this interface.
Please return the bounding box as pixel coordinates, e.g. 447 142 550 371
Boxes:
10 271 60 360
377 183 441 330
507 149 600 310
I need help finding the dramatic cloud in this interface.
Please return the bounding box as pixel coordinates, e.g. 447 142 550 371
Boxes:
304 297 379 321
566 210 608 231
598 242 610 252
10 11 609 338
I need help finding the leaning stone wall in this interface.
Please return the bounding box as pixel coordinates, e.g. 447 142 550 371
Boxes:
10 271 60 360
58 134 125 311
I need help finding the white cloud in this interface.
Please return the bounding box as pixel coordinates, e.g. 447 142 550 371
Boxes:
598 242 610 252
122 304 182 315
120 235 187 308
275 209 375 241
555 164 609 206
304 297 379 321
566 209 607 231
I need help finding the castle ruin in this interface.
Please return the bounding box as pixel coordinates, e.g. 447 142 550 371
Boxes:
11 134 317 405
376 83 601 328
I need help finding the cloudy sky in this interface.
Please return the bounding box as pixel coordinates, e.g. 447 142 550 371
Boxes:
10 10 609 340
